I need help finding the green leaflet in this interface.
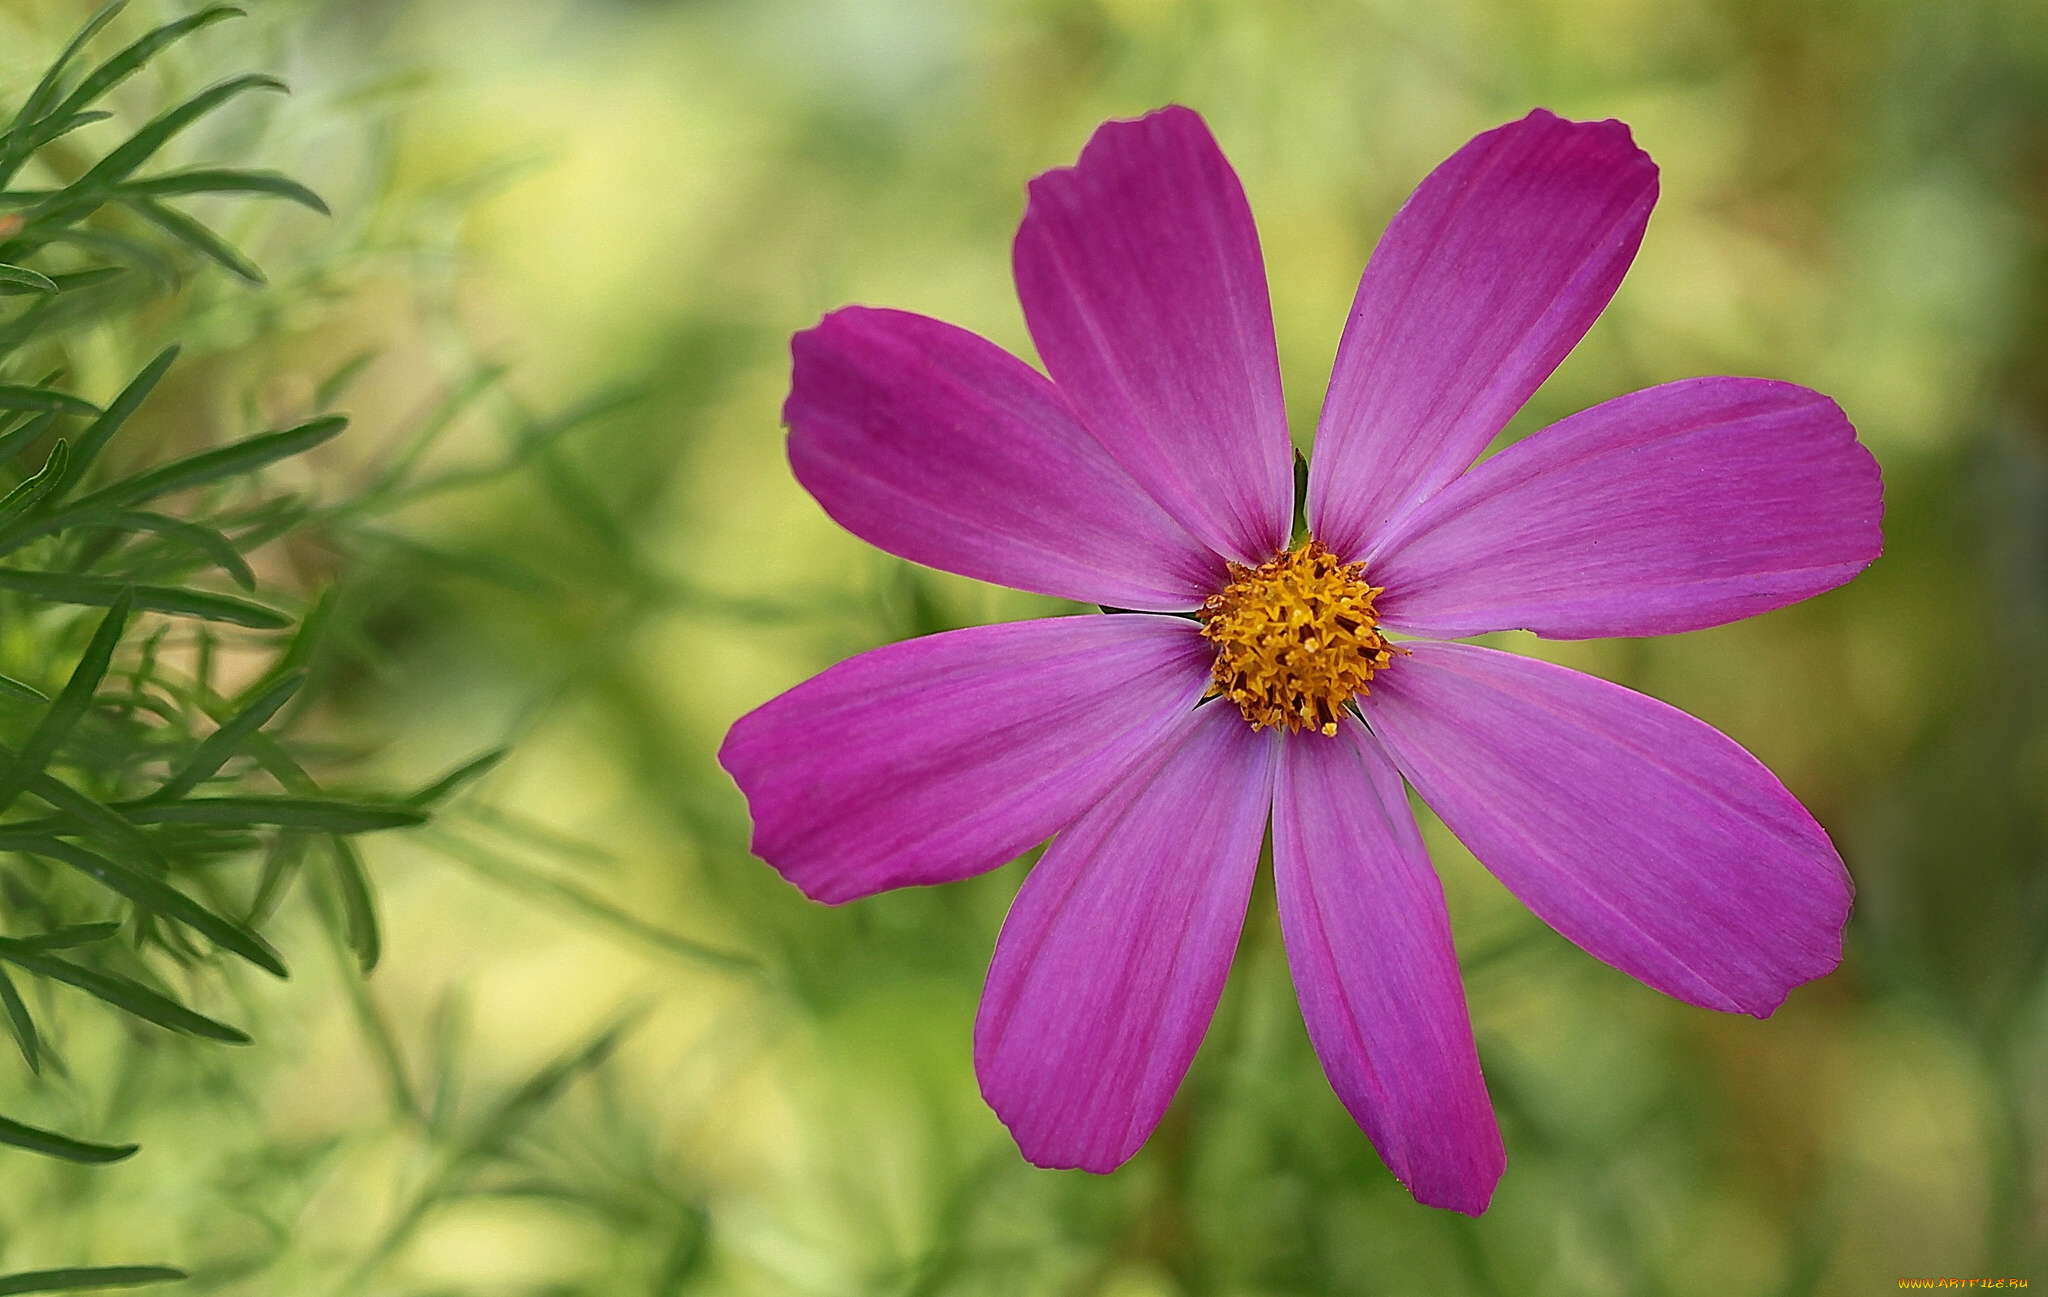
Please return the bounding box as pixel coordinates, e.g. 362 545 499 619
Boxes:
0 570 290 628
0 940 249 1043
0 1267 186 1295
147 669 305 802
125 167 329 214
0 589 129 818
0 1112 137 1164
16 836 287 979
0 265 58 293
116 796 427 834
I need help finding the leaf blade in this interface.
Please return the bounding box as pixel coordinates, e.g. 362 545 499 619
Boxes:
0 1112 135 1164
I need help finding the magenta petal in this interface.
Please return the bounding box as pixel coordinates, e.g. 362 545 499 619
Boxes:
975 703 1277 1172
1311 110 1659 558
719 615 1211 904
1364 643 1852 1016
1273 720 1504 1214
1013 106 1293 566
1370 378 1883 639
787 308 1224 612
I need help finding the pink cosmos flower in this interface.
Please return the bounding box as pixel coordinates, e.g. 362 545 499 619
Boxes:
719 106 1881 1215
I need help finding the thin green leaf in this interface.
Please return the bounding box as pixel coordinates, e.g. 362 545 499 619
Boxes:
331 836 379 974
0 1266 185 1295
57 346 177 496
117 195 262 284
0 967 38 1073
126 167 328 214
0 762 168 873
116 796 426 833
0 441 69 525
36 6 244 143
0 941 248 1043
38 74 287 223
0 1112 135 1164
0 266 58 294
0 387 95 414
16 836 287 979
151 671 304 803
0 0 128 187
67 415 346 514
0 587 129 818
0 674 47 703
25 110 113 148
0 569 289 628
406 747 508 807
9 923 123 951
108 511 256 589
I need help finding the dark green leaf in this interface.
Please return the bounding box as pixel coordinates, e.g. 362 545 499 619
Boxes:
0 441 69 525
16 836 287 979
0 941 248 1043
0 387 95 414
0 587 129 818
0 1266 185 1295
331 836 379 974
117 796 426 833
149 670 303 802
406 747 508 807
0 967 37 1072
0 266 58 294
0 569 289 628
39 74 286 223
126 167 328 215
67 415 346 515
26 110 113 147
0 763 168 873
0 1 128 187
10 923 123 951
36 6 245 143
0 1112 135 1164
117 195 262 284
56 346 177 497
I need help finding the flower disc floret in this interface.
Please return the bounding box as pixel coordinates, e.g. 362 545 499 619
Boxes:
1200 540 1397 736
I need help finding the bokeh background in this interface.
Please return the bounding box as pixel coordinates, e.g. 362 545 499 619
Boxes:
2 0 2045 1292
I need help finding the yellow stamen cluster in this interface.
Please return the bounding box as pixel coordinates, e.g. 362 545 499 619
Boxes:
1199 540 1398 736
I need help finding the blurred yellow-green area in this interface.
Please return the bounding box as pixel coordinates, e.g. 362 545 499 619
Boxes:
3 0 2046 1293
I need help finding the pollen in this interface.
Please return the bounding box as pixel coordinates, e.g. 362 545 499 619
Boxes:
1199 539 1399 736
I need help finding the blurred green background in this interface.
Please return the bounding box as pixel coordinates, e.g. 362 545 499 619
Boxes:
4 0 2046 1292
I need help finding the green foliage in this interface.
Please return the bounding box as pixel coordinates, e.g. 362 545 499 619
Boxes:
0 3 466 1286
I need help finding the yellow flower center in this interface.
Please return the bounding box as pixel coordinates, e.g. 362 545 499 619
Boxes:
1198 539 1399 736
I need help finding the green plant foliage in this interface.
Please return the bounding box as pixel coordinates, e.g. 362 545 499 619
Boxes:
0 3 472 1286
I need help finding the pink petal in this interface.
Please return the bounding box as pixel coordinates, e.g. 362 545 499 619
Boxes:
975 702 1277 1172
1273 720 1504 1214
1310 110 1659 558
719 615 1212 904
1369 378 1884 639
1013 106 1293 567
1363 643 1852 1017
787 308 1224 612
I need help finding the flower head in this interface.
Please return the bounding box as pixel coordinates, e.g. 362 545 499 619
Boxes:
720 106 1882 1214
